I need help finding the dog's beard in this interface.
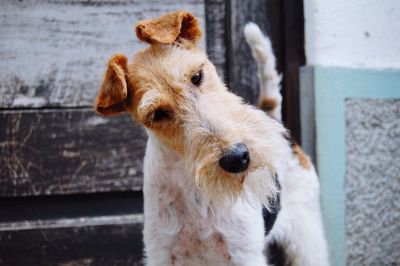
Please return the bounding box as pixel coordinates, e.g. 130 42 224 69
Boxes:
242 167 278 211
193 154 238 208
193 156 278 211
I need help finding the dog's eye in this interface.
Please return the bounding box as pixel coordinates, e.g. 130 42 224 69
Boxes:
153 109 171 122
191 70 202 86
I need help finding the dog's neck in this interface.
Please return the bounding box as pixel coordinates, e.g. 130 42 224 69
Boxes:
144 131 206 195
143 131 213 219
144 131 187 183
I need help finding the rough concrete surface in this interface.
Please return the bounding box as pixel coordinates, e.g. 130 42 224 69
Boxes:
345 98 400 265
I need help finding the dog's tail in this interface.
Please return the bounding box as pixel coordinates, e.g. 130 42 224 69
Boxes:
244 22 282 122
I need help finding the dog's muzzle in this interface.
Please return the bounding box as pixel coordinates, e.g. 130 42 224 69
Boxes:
219 143 250 173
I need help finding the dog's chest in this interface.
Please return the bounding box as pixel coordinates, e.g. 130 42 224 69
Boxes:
156 185 232 265
171 227 231 265
146 180 231 265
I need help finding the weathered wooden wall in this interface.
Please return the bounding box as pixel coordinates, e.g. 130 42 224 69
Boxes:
0 110 146 197
0 0 205 108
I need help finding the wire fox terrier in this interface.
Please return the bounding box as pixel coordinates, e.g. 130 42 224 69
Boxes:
94 11 329 266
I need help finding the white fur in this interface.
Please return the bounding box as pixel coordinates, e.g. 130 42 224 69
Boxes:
139 90 162 113
268 154 330 266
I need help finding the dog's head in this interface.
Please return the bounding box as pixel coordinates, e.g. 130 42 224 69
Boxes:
94 11 289 208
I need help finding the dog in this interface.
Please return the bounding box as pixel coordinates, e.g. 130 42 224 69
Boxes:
94 11 329 266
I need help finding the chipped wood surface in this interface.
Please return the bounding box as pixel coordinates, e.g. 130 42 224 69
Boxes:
0 214 143 231
0 109 147 197
0 191 144 225
0 0 205 108
205 0 227 79
0 215 144 266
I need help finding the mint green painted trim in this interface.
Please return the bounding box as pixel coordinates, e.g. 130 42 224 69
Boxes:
313 67 400 266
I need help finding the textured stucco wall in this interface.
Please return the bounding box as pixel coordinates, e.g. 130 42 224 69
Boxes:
304 0 400 68
345 98 400 265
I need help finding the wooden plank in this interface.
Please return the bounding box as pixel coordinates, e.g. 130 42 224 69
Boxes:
0 215 144 266
0 108 147 197
263 0 284 75
205 0 227 79
0 0 205 109
0 192 143 223
0 214 144 231
281 0 306 143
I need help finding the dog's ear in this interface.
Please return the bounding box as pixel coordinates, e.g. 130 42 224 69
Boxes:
135 10 202 45
95 54 130 116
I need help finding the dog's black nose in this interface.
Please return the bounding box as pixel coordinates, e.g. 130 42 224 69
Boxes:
219 143 250 173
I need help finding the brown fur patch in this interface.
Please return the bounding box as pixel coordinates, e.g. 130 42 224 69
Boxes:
171 254 176 265
213 233 231 261
259 97 277 112
293 143 311 170
176 228 206 258
171 190 186 215
95 54 129 116
136 11 202 45
239 175 245 185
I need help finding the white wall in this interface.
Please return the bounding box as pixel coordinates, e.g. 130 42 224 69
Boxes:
304 0 400 69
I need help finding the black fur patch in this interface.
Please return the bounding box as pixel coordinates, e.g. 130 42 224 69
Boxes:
263 174 281 235
267 240 289 266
